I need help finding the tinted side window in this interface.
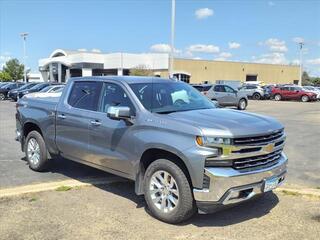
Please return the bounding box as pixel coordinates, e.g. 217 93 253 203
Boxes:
68 81 102 111
99 83 135 115
224 85 235 93
214 85 225 92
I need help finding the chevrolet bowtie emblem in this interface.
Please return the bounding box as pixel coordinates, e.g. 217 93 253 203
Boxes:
264 143 274 153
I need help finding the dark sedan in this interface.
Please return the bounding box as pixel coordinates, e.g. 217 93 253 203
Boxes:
8 83 39 101
18 82 51 99
0 82 25 101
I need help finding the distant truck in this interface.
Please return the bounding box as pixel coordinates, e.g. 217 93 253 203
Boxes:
16 76 288 223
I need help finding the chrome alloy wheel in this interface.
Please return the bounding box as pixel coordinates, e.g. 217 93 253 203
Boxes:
149 170 179 213
27 138 40 165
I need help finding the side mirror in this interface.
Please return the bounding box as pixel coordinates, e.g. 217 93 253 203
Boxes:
107 106 131 121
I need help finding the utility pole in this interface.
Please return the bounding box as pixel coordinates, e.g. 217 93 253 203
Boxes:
20 32 29 83
298 41 304 86
169 0 175 78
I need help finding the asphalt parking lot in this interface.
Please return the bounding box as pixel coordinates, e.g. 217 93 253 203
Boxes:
0 182 319 240
0 99 319 189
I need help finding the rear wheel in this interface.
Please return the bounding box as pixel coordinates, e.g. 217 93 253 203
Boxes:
237 98 247 110
144 159 196 224
274 94 282 101
0 93 5 101
301 95 309 102
25 131 49 171
253 93 261 100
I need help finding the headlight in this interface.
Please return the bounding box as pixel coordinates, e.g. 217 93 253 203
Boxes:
196 136 232 146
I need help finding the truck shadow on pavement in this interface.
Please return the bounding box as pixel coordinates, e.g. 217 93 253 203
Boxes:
32 157 279 227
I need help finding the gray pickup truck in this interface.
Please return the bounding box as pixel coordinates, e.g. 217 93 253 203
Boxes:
16 76 288 223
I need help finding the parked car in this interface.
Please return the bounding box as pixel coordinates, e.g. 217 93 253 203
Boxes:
272 85 317 102
18 82 62 99
0 82 25 101
206 84 248 110
238 84 265 100
8 82 39 101
16 76 287 223
191 84 212 96
23 85 65 99
303 86 320 100
261 85 274 99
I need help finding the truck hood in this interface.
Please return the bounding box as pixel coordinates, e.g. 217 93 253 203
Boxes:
165 108 283 137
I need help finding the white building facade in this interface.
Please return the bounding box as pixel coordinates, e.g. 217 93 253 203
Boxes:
39 49 170 83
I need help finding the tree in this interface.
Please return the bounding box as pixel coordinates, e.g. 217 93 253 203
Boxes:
302 71 312 85
2 58 24 81
0 71 11 81
129 65 153 76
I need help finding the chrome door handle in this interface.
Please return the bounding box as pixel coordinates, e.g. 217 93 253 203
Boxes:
57 114 66 119
90 120 101 126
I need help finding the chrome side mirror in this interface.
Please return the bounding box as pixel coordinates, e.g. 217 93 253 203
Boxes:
107 106 131 120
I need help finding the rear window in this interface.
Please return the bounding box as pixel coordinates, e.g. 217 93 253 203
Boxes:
68 81 102 111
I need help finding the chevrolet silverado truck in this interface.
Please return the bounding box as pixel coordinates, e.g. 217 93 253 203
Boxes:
16 76 288 223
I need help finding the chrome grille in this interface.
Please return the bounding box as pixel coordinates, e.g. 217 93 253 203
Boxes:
233 150 282 170
234 130 284 146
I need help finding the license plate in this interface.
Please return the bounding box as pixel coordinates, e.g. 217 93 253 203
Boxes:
264 177 279 192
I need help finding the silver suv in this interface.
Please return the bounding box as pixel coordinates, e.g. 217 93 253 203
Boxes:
206 84 248 110
239 84 265 100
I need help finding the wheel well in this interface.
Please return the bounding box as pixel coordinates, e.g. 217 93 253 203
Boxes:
23 122 43 138
140 148 192 186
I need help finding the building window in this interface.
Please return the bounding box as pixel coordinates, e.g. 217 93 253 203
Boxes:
173 73 191 83
246 75 257 82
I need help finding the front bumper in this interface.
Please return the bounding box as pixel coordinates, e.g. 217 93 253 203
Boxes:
193 152 287 213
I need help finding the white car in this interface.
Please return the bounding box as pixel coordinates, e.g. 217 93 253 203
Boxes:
23 85 64 98
303 86 320 99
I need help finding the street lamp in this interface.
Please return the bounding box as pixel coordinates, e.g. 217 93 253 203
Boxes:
169 0 175 78
298 41 304 86
20 32 29 83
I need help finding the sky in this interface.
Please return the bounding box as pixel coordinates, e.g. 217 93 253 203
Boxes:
0 0 320 76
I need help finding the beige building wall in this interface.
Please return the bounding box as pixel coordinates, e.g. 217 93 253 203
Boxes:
170 58 299 84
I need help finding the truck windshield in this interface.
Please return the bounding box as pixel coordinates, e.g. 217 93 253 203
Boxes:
130 82 216 113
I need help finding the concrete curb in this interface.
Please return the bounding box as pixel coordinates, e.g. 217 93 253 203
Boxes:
0 177 127 198
275 187 320 199
1 178 319 199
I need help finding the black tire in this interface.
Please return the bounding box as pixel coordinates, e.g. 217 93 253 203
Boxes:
301 95 309 102
253 92 261 100
24 130 49 171
274 94 282 101
0 93 5 101
237 98 247 110
144 159 196 224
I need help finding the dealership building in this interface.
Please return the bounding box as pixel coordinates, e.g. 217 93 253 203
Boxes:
39 49 300 84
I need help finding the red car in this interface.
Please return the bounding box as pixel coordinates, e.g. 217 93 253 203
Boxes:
272 85 317 102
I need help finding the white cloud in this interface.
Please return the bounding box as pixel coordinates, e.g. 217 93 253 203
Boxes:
187 44 220 53
91 48 101 53
195 8 214 19
150 43 180 54
254 52 288 64
306 58 320 65
192 57 202 60
261 38 288 52
268 1 275 7
0 53 11 70
78 48 87 52
292 37 304 43
219 52 232 58
214 57 227 61
228 42 241 49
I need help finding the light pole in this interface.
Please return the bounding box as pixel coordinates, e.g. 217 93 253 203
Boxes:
20 32 28 82
298 41 304 86
169 0 175 78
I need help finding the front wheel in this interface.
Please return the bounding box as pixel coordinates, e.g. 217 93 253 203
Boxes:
237 98 247 110
144 159 196 224
301 95 309 102
25 131 49 171
274 94 282 101
0 93 5 101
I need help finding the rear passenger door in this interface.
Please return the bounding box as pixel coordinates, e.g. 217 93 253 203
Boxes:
224 85 238 105
86 82 137 177
213 85 228 105
56 81 102 162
